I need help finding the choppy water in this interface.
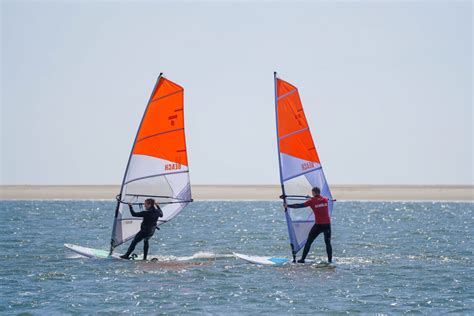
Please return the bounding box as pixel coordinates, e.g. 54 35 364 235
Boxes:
0 200 473 314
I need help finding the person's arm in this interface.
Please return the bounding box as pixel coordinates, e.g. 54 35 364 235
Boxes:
286 203 307 209
283 202 307 209
283 199 312 209
155 204 164 218
128 203 145 217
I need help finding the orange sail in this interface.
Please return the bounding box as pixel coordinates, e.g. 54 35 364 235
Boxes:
277 78 321 165
275 72 333 258
133 78 188 167
110 74 192 251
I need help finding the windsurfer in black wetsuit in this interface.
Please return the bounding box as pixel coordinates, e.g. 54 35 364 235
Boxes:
120 198 163 260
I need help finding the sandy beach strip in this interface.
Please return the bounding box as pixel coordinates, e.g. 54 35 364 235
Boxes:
0 185 472 201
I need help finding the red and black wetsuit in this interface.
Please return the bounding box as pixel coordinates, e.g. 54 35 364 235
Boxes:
287 195 332 262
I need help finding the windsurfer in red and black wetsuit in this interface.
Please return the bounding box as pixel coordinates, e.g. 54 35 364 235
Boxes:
284 187 332 263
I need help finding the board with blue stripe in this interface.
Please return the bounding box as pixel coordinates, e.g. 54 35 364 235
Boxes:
234 252 335 267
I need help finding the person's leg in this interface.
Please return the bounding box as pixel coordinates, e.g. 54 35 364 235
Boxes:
120 231 145 259
143 238 149 260
299 225 322 263
323 225 332 263
143 229 156 260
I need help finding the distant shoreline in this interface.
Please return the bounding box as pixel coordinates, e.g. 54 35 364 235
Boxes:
0 185 472 201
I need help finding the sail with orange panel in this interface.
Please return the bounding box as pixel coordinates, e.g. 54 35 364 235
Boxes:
274 72 333 262
110 73 193 253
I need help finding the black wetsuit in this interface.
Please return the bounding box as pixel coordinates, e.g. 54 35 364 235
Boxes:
121 205 163 260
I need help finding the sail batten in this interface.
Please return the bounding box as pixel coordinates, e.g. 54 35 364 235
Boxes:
277 89 298 100
150 89 183 103
110 74 192 251
137 127 185 143
279 127 309 140
124 169 189 186
274 72 333 257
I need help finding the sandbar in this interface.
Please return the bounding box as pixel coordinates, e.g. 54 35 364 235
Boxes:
0 185 472 201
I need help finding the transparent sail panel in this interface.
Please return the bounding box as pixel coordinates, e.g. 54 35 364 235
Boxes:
112 172 191 247
123 176 176 204
304 168 333 215
284 174 315 252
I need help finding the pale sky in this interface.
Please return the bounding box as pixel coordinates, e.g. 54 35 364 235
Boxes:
1 0 472 185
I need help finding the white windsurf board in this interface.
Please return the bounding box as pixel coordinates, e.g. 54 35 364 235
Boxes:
233 253 334 268
64 244 123 259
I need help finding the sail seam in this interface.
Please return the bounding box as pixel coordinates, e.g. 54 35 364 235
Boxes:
124 193 186 200
283 166 322 182
137 128 184 143
151 89 183 103
124 170 189 185
279 127 309 140
277 89 297 100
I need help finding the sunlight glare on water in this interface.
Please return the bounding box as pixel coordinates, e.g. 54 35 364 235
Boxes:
0 201 472 314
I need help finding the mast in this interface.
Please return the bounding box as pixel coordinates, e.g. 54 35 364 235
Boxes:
274 71 297 263
109 73 164 255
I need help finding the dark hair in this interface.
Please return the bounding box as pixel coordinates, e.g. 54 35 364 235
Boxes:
312 187 321 195
144 198 155 205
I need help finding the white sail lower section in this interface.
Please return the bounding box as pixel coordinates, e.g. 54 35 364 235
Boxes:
125 154 189 184
112 154 191 247
114 216 142 247
280 153 322 182
283 157 333 253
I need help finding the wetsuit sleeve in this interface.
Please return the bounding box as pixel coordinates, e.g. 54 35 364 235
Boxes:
286 203 307 209
129 205 145 217
156 206 164 218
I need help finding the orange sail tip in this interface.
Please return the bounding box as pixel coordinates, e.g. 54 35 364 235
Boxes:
152 77 184 102
276 78 298 98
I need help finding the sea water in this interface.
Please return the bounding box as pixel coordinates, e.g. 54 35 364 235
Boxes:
0 201 472 314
